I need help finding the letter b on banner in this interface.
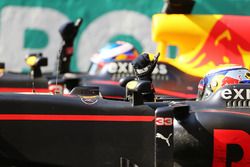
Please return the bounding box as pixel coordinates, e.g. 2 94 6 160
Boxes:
0 6 69 72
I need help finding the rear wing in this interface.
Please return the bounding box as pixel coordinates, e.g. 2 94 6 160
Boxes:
152 14 250 77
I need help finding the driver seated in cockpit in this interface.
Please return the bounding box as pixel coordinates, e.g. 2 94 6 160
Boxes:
197 64 250 101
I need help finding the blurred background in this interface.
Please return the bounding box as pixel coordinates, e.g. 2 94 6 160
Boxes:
0 0 250 73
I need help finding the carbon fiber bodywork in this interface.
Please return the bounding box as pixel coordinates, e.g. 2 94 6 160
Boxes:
0 84 248 166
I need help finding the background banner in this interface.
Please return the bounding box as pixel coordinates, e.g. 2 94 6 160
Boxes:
1 0 250 72
0 0 162 72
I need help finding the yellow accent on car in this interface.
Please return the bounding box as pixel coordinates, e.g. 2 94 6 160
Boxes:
26 56 37 67
126 81 138 90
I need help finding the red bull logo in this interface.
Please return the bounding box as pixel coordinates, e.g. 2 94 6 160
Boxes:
189 15 250 69
221 76 239 87
152 14 250 77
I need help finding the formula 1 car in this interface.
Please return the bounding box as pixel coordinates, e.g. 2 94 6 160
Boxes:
0 52 249 167
82 52 200 99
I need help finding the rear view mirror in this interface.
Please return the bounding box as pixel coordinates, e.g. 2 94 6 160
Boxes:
25 53 47 68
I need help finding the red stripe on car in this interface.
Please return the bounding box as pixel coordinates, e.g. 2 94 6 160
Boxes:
0 114 154 122
0 87 49 93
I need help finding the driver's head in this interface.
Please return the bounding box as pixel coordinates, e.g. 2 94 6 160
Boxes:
197 64 250 101
88 41 139 75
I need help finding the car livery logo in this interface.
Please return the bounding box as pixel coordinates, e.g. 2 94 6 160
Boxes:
80 96 99 105
156 133 172 147
213 129 250 167
221 88 250 108
48 84 64 95
155 117 173 126
106 61 168 80
190 15 250 69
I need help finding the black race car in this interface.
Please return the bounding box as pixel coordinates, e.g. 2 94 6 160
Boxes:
0 53 248 167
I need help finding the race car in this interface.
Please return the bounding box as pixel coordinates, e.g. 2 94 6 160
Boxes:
81 44 200 99
0 53 249 167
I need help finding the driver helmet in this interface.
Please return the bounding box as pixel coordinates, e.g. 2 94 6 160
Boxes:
88 41 139 75
197 64 250 101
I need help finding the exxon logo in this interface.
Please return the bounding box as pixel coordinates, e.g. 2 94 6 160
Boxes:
107 62 167 75
221 88 250 100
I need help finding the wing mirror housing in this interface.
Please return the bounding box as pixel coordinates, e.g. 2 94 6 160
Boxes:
25 53 48 78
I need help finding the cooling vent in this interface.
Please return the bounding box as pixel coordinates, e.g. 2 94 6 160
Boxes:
120 157 139 167
226 100 250 108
